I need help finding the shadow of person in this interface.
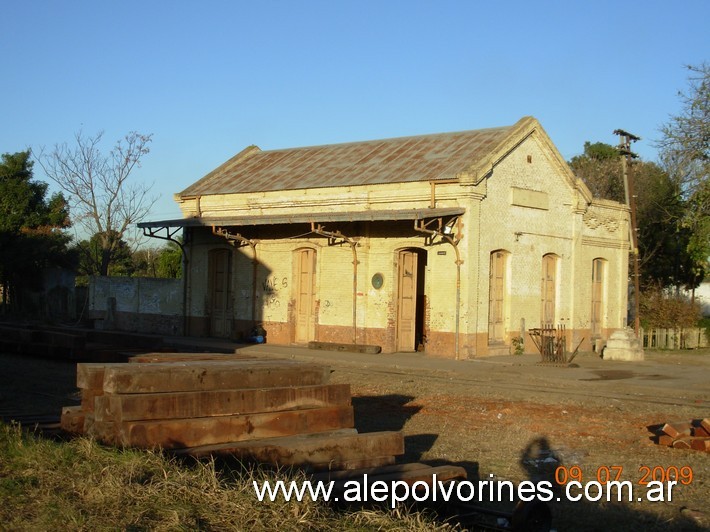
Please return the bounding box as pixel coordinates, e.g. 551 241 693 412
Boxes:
519 436 561 488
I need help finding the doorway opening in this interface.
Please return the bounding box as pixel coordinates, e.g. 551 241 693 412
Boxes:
396 248 427 352
208 248 232 338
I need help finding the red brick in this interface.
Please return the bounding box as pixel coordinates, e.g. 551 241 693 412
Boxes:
662 423 691 439
689 437 710 452
656 435 674 446
672 438 692 449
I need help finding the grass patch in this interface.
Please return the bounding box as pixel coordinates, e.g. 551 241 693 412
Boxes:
0 423 452 531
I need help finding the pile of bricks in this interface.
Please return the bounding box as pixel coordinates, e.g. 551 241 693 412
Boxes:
60 354 404 470
649 419 710 452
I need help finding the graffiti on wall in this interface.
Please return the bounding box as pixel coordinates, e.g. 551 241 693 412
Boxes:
262 276 288 307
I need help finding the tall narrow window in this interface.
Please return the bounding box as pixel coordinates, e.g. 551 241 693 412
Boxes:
488 250 509 343
591 258 606 337
541 254 558 325
294 248 316 343
208 248 232 338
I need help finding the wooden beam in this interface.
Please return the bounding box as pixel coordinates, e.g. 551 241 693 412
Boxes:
172 430 404 468
101 360 331 394
95 405 354 448
128 352 258 363
93 383 351 422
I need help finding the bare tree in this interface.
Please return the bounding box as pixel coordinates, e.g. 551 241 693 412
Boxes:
37 131 156 276
657 63 709 287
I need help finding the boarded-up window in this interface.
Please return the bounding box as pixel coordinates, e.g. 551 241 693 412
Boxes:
208 248 232 338
488 250 509 343
294 248 316 343
541 254 558 325
591 258 606 337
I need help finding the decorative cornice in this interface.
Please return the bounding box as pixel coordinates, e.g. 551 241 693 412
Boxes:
583 210 620 233
581 236 629 249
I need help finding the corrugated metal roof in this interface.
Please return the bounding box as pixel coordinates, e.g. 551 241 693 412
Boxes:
179 118 533 197
138 207 466 229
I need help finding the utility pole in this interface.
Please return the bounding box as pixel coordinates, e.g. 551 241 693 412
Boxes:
614 129 641 336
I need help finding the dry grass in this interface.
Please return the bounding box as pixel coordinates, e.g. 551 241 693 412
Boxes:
0 423 453 531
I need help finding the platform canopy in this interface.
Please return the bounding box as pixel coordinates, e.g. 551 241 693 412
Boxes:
138 207 465 230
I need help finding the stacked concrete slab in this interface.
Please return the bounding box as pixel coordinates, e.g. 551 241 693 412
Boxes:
603 328 644 361
60 356 404 470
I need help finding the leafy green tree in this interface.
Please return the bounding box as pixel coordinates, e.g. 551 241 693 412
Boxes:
75 231 134 277
569 141 625 202
131 242 182 278
569 143 702 291
131 246 162 277
0 151 73 312
156 242 182 278
633 161 701 290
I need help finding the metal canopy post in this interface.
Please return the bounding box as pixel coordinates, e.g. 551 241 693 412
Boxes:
141 225 189 336
310 222 359 344
414 216 464 360
212 226 259 328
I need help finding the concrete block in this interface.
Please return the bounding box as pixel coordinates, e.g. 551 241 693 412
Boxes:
603 329 644 361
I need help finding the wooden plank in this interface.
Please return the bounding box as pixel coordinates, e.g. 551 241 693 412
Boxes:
81 389 103 413
128 353 258 363
356 464 467 484
308 341 382 354
102 360 331 394
76 363 124 390
172 428 359 456
172 430 403 467
108 405 354 449
60 406 85 434
309 456 396 472
89 419 117 445
329 464 467 494
311 462 433 483
93 383 351 422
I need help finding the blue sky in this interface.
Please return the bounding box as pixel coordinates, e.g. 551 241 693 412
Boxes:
2 1 708 224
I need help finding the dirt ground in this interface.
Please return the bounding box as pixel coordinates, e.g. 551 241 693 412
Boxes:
1 345 709 530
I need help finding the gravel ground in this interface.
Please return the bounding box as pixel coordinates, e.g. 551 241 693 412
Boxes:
1 346 709 530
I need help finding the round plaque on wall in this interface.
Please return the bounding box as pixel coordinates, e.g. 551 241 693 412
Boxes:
371 273 384 289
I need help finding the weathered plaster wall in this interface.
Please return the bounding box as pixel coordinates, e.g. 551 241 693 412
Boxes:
89 276 183 335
